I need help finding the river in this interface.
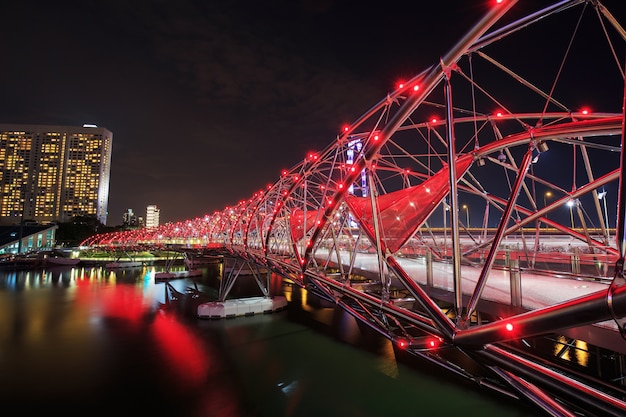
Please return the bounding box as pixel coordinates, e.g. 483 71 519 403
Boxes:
0 263 540 416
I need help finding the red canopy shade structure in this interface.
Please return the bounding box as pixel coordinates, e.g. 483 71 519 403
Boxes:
345 154 473 253
289 208 320 243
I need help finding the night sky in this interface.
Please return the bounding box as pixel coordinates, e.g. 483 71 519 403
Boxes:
0 1 623 226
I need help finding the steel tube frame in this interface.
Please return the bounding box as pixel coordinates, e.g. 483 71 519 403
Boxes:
464 145 535 321
443 68 464 322
302 0 518 265
477 344 626 416
454 282 626 346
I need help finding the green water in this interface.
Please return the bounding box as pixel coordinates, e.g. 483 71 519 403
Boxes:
201 313 540 416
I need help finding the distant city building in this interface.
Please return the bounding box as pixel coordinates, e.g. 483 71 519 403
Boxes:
0 123 113 225
122 209 134 227
122 209 143 229
146 205 160 229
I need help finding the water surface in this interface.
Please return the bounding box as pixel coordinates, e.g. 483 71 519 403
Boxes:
0 265 540 416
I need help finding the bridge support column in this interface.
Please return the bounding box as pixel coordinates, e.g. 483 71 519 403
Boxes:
510 258 522 307
571 247 580 275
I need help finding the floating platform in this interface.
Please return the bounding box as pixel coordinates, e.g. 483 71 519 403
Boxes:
197 296 288 319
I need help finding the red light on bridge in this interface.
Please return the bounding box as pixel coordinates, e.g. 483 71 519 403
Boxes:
413 85 419 92
427 338 439 348
395 338 409 349
581 108 591 115
505 322 514 332
395 336 441 350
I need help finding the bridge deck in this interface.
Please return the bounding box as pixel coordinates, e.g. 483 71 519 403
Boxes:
317 249 624 353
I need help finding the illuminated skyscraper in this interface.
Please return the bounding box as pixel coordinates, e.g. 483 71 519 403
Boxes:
146 204 159 229
0 123 112 225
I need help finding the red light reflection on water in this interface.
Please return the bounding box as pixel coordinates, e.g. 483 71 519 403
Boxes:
72 273 153 325
100 285 149 323
151 311 211 389
151 311 244 416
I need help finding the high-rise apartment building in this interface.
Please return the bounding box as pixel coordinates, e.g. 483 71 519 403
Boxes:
0 123 112 225
146 204 160 229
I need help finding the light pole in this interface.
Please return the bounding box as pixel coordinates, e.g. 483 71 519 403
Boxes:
462 204 470 228
543 191 552 224
544 191 552 206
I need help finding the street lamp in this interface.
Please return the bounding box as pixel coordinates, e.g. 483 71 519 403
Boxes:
544 191 552 208
544 191 552 222
462 204 470 228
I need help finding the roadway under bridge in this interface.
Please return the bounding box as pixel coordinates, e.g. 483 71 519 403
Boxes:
83 1 626 415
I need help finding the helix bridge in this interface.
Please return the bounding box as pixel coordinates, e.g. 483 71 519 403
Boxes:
82 1 626 415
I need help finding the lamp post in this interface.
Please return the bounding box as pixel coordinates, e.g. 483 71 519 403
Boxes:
544 191 552 208
543 191 552 223
462 204 470 228
543 191 552 208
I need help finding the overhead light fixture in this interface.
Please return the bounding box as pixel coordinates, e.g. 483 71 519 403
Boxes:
537 141 549 153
